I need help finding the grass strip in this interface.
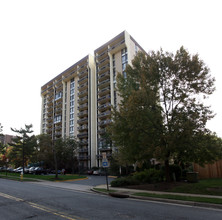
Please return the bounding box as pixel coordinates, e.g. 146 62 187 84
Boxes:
168 179 222 196
133 192 222 205
0 173 85 181
0 175 37 182
93 188 117 193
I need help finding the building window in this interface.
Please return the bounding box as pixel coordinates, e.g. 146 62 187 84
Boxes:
121 47 128 78
135 44 138 54
114 91 117 108
55 92 62 100
54 115 62 123
69 78 75 135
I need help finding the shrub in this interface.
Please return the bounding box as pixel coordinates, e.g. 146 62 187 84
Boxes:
111 168 164 187
110 176 139 187
133 169 163 183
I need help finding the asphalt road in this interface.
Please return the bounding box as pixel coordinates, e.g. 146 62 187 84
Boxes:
0 178 221 220
67 175 114 186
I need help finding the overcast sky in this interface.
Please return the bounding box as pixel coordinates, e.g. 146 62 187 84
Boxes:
0 0 221 137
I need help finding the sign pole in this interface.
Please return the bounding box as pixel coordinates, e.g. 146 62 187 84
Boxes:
102 152 109 191
105 168 109 191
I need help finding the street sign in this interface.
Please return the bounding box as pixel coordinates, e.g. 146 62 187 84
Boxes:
102 161 108 167
102 158 108 167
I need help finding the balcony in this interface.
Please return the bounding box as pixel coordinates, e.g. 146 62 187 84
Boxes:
79 140 88 145
47 100 53 106
78 63 87 72
98 86 110 96
55 131 62 137
78 69 88 78
55 124 62 131
54 100 62 107
78 103 88 110
47 105 53 111
78 75 88 84
77 117 88 124
98 64 110 74
98 119 111 127
108 39 125 52
96 155 102 159
47 111 53 117
97 128 106 135
78 148 88 153
78 125 88 131
98 71 110 82
46 128 52 134
98 79 110 89
78 110 88 117
47 117 53 122
78 96 88 104
78 82 88 91
78 89 88 98
98 146 112 151
55 107 62 114
78 155 90 161
98 94 111 104
97 57 109 67
96 50 108 60
98 103 111 111
77 132 88 138
98 111 111 119
47 95 54 101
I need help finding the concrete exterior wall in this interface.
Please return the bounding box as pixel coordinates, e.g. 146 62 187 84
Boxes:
40 31 146 169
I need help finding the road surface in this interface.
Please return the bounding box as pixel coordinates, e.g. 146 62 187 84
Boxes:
0 178 221 219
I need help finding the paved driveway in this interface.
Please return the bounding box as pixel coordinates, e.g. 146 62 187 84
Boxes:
66 175 115 186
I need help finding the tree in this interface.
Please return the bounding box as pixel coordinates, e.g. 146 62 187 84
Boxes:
36 134 54 169
36 135 79 175
110 48 221 181
54 137 79 173
10 124 37 173
109 51 163 169
0 123 3 135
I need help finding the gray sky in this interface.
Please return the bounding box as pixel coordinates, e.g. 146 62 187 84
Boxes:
0 0 222 137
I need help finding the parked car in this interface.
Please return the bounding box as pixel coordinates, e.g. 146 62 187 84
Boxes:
14 167 23 173
93 169 106 176
87 170 93 175
34 167 48 175
28 167 36 174
7 167 14 172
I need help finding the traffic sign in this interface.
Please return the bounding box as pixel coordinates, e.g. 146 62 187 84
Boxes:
102 161 108 167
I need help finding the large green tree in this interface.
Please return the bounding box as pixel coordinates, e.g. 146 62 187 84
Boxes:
54 137 79 173
36 135 79 174
0 123 3 134
9 124 37 172
36 134 54 169
110 48 222 181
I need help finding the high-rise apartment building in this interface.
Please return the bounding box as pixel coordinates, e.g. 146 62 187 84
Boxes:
40 31 146 169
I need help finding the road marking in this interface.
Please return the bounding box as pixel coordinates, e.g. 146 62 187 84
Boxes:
0 191 85 220
0 192 24 202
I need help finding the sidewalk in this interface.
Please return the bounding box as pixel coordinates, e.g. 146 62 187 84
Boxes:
93 184 222 210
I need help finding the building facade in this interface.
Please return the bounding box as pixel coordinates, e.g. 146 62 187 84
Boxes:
40 31 145 169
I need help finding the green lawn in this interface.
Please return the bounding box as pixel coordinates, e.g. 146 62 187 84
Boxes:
133 192 222 205
168 179 222 196
0 172 86 181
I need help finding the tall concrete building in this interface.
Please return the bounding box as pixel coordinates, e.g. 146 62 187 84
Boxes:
40 31 145 169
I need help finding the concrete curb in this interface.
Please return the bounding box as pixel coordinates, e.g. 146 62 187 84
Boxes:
129 195 222 209
91 188 222 210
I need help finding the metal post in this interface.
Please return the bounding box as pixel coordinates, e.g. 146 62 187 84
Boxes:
105 168 109 191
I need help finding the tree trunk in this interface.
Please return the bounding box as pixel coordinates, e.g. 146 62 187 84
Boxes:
165 159 171 182
52 140 58 179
